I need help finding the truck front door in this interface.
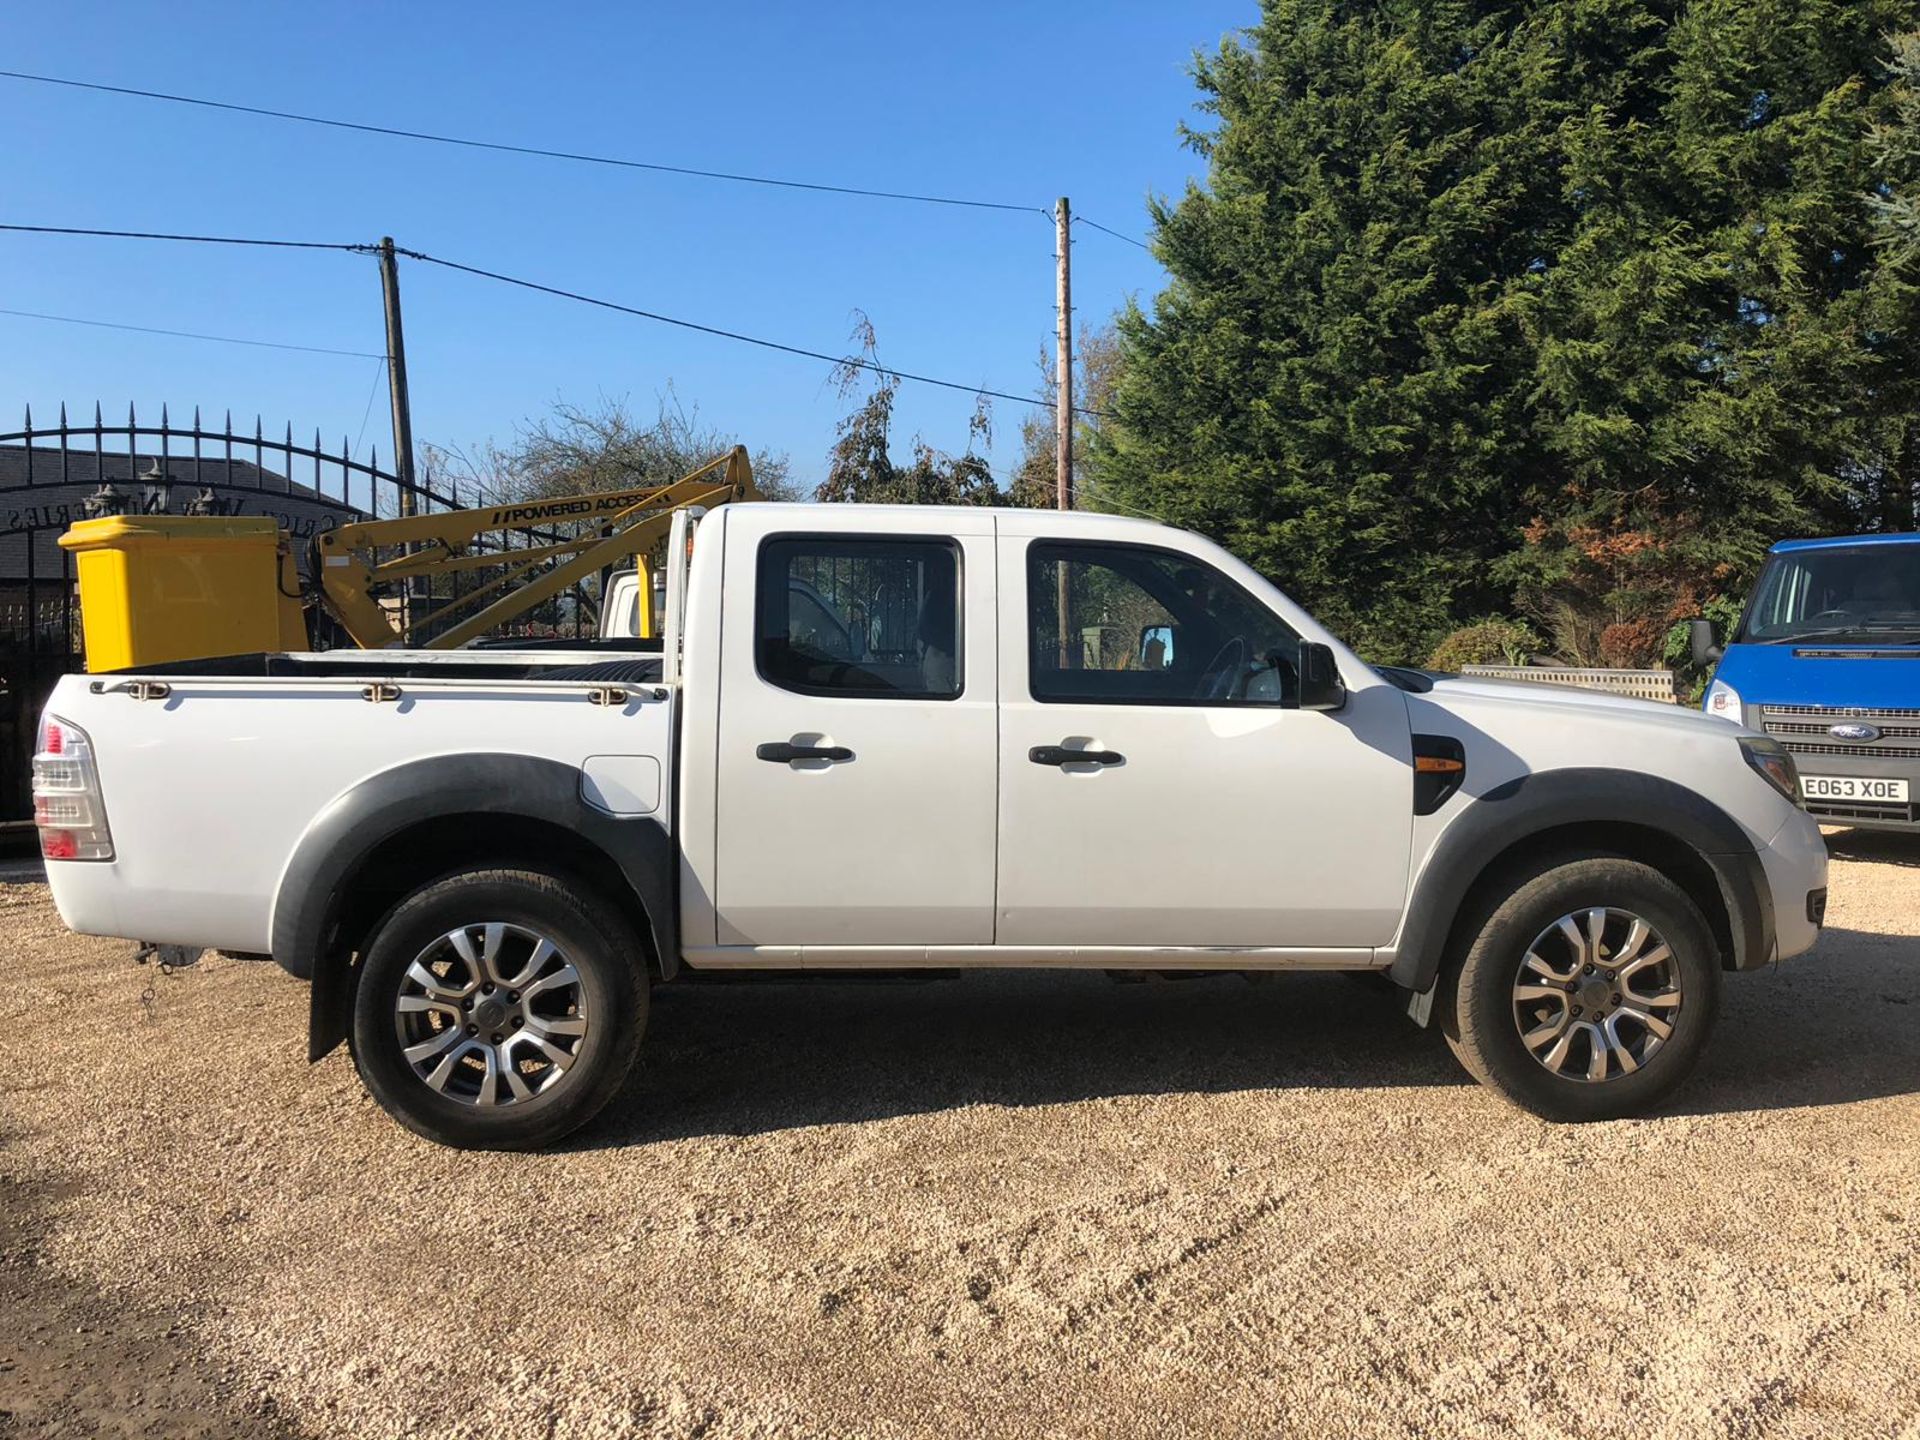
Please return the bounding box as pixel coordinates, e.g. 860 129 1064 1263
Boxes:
711 512 998 947
993 529 1413 952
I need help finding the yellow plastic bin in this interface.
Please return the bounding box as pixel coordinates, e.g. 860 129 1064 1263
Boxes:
58 515 307 672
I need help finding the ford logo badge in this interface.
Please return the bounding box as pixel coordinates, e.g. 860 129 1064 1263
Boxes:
1829 722 1882 742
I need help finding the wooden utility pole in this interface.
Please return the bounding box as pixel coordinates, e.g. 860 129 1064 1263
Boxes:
1054 197 1073 512
376 238 417 497
377 236 420 631
1055 197 1074 669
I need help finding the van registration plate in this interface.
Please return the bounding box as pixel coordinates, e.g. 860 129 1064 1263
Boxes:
1802 774 1909 803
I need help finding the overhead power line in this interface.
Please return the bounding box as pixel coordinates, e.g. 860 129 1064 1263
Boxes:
0 69 1048 218
0 71 1161 253
0 221 371 252
1075 477 1164 523
393 244 1113 419
0 219 1115 418
0 306 385 357
1074 215 1151 251
351 357 390 457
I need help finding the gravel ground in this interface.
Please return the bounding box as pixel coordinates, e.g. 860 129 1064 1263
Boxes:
3 833 1918 1439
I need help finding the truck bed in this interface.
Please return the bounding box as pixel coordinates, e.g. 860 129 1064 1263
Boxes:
43 648 676 956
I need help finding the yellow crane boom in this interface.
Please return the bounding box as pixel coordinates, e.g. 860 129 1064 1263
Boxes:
59 447 756 671
314 445 756 648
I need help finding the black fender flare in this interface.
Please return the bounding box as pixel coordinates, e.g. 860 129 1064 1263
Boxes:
1385 767 1773 994
269 753 676 1058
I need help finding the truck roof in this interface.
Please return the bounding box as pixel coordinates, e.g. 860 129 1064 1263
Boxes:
1770 532 1920 554
726 501 1172 532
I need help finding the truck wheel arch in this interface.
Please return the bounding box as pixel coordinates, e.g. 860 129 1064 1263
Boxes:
1386 767 1774 996
269 753 676 1062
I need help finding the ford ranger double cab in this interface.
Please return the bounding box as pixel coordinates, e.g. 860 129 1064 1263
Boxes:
34 505 1828 1148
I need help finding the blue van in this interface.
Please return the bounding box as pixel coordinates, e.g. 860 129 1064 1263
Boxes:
1692 534 1920 832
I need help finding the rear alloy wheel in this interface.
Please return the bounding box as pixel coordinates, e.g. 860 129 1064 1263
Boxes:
350 869 646 1149
394 921 590 1108
1441 857 1719 1122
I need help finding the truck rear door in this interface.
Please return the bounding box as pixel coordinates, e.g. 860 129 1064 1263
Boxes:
709 509 998 947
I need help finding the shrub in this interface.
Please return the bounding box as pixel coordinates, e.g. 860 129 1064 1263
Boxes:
1427 618 1540 671
1598 618 1665 669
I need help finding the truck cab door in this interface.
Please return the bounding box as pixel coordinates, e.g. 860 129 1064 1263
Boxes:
993 526 1413 952
709 510 998 949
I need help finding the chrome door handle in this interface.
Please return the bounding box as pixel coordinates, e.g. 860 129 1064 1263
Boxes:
1029 745 1124 767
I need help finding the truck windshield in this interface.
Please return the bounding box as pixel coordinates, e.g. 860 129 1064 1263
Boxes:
1737 544 1920 644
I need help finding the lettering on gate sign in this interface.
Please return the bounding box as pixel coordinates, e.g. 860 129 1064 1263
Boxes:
4 500 77 533
222 495 343 540
3 484 350 539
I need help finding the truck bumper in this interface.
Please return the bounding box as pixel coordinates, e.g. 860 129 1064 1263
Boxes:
1758 808 1828 963
42 857 271 954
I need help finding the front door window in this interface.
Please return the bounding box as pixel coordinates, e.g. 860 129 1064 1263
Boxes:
1027 542 1300 706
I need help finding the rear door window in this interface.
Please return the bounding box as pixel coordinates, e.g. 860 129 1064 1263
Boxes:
756 536 962 699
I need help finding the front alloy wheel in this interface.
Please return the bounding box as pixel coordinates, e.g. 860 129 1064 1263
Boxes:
1510 907 1683 1083
1441 856 1719 1122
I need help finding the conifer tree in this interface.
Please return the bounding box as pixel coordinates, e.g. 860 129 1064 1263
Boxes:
1103 1 1920 664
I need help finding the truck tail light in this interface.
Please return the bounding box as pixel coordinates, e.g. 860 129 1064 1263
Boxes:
32 715 114 861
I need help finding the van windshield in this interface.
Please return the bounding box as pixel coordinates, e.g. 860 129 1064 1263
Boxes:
1738 544 1920 644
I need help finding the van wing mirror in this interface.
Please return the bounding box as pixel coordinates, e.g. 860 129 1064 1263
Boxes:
1687 618 1723 667
1292 640 1346 711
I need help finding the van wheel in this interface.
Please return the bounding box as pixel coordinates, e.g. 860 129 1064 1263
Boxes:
1439 857 1720 1123
349 869 647 1150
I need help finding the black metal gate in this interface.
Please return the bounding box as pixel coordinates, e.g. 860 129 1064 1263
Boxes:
0 402 462 829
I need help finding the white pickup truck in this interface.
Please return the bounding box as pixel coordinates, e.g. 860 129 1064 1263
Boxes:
34 504 1828 1148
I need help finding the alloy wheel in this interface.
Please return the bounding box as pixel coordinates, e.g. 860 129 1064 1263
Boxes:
392 922 589 1107
1510 907 1683 1083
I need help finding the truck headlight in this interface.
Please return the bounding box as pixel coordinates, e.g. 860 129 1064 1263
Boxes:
1739 736 1801 806
1705 679 1743 722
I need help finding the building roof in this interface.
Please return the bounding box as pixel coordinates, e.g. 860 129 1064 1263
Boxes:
0 443 308 496
1 444 366 586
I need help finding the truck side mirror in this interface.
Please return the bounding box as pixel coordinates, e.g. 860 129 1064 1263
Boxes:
1688 618 1723 667
1292 640 1346 711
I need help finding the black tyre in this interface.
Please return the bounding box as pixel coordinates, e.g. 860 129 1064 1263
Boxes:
349 868 647 1149
1439 857 1720 1122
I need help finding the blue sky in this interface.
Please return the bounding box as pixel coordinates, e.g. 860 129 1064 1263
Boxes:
2 2 1249 490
